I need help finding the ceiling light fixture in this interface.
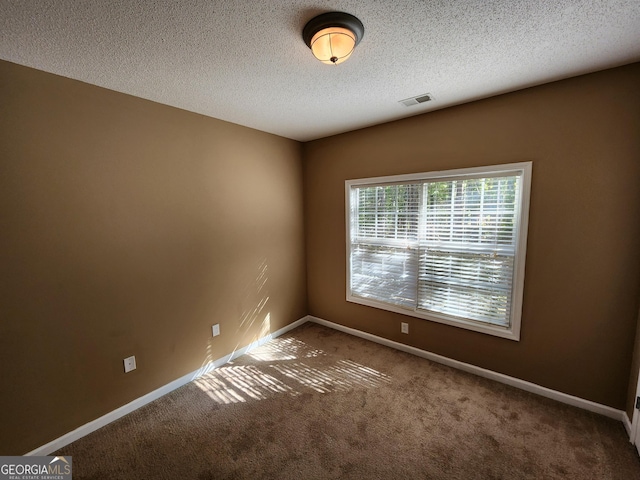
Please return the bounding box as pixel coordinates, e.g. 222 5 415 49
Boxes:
303 12 364 65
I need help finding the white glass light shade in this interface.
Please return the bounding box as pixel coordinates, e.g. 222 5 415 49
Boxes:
310 27 356 65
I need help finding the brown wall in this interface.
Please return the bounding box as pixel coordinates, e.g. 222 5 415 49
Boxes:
0 60 307 455
303 63 640 411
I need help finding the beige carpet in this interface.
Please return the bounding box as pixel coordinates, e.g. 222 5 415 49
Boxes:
56 323 640 479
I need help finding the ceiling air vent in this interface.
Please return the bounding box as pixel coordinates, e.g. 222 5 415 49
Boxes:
399 93 434 107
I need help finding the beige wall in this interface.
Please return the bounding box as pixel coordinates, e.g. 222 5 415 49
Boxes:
304 63 640 411
0 60 307 455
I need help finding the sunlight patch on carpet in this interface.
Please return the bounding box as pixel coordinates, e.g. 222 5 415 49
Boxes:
248 337 326 362
195 365 295 404
271 359 390 393
195 335 391 404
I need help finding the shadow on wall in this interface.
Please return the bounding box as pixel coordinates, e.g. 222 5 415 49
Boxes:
237 258 272 345
194 336 391 405
197 258 274 377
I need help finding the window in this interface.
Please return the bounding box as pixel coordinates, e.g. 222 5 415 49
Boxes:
345 162 531 340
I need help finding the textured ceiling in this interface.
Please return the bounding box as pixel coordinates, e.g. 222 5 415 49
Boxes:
1 1 639 141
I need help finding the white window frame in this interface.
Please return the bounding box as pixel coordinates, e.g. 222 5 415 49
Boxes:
345 162 532 341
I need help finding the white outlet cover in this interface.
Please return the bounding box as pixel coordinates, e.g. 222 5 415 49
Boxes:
124 355 136 373
401 322 409 334
212 324 220 337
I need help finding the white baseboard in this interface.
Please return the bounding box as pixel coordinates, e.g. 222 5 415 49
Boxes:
25 316 308 456
623 412 633 440
308 316 627 423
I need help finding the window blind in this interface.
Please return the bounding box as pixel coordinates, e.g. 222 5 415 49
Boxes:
350 183 420 308
348 168 526 332
417 176 519 326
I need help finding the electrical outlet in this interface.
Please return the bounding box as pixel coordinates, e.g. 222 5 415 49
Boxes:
212 324 220 337
123 355 136 373
401 322 409 334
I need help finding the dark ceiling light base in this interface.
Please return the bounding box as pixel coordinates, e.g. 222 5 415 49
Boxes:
302 12 365 65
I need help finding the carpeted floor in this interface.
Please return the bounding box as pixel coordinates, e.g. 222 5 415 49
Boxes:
56 323 640 479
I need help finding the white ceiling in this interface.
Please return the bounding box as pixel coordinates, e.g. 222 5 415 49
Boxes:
1 1 639 141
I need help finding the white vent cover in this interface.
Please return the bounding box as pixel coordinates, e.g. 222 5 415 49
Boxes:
399 93 434 107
